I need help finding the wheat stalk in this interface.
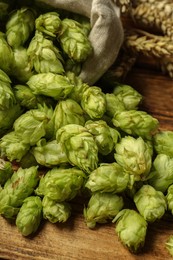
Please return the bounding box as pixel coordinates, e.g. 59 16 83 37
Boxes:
130 2 173 39
160 56 173 78
124 29 173 58
114 0 132 13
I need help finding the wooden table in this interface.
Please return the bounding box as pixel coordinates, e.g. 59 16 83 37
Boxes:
1 62 173 260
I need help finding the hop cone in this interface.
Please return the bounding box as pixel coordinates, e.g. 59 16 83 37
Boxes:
148 154 173 193
114 136 152 182
0 158 13 186
66 71 89 103
11 47 34 83
0 103 23 138
166 184 173 215
113 209 147 253
58 18 92 62
166 235 173 257
27 72 74 100
113 84 142 110
14 84 38 109
105 93 125 118
35 11 61 37
32 139 68 167
134 185 167 222
84 192 124 228
81 87 107 119
35 167 86 202
13 104 54 146
85 162 129 193
0 166 39 218
6 7 36 48
53 99 85 132
85 120 120 155
27 31 64 74
42 196 71 223
0 69 16 110
16 196 42 236
112 110 159 139
56 124 99 174
0 32 14 74
153 130 173 157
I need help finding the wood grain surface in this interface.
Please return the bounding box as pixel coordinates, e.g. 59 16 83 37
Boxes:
1 63 173 260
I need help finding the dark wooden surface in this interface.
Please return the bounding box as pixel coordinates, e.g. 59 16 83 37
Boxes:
1 63 173 260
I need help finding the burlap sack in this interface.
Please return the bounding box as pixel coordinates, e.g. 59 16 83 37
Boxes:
36 0 124 85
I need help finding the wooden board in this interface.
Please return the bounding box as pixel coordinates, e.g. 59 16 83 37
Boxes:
1 64 173 260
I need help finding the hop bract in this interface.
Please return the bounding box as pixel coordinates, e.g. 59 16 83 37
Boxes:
113 209 148 253
56 124 99 174
0 32 14 74
134 185 167 222
153 130 173 157
0 158 13 186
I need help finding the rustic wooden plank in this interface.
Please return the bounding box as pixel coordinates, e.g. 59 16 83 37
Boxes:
0 65 173 260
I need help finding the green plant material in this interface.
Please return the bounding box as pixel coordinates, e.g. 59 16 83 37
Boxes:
153 130 173 157
84 192 124 229
0 103 23 138
113 209 147 253
58 18 93 62
32 139 68 167
113 84 143 110
166 235 173 257
66 71 89 103
56 124 99 174
6 7 36 48
85 162 129 194
11 47 34 83
0 166 39 218
112 109 159 139
105 93 126 118
27 31 64 74
0 69 16 110
19 150 38 169
53 99 85 132
42 196 71 223
13 104 54 146
0 158 13 186
35 11 61 37
81 86 107 119
134 185 167 222
64 58 81 75
16 196 42 236
0 32 14 74
35 166 86 201
27 72 74 100
166 184 173 215
114 136 152 184
71 13 91 36
148 154 173 193
85 120 120 156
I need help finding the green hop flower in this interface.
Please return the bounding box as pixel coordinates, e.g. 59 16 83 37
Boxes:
85 162 129 193
16 196 42 236
148 154 173 193
42 196 71 223
56 124 99 174
134 185 167 222
0 166 39 218
81 86 106 119
113 209 148 253
35 167 86 202
112 110 159 139
0 32 14 74
166 184 173 215
27 72 74 100
153 130 173 157
0 158 13 186
105 93 126 118
35 11 61 37
84 192 124 229
58 18 92 62
166 235 173 257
